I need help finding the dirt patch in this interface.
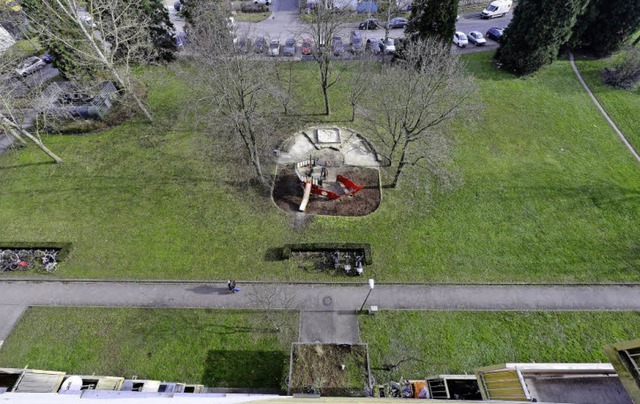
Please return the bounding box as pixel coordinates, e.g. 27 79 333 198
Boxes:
272 166 381 217
289 343 370 397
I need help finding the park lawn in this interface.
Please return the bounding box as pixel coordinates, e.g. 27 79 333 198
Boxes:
0 52 639 281
0 307 297 389
359 311 640 383
574 56 640 153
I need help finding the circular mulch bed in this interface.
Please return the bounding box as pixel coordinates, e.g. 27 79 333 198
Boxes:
272 165 381 217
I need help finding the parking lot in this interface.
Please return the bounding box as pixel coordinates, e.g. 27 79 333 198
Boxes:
164 0 513 58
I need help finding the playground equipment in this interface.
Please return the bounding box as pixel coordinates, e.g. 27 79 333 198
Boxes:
295 157 365 212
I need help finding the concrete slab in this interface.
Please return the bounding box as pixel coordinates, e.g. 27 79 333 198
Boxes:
299 310 360 344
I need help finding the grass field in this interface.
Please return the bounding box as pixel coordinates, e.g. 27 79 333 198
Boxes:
359 311 640 383
574 55 640 153
0 52 639 281
0 307 297 389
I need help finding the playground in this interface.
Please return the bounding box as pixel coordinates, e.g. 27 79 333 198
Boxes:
272 127 381 217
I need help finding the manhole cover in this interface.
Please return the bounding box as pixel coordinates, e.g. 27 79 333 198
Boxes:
322 296 333 306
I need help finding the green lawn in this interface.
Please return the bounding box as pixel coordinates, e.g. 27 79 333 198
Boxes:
0 307 297 389
360 311 640 382
0 52 639 281
574 56 640 152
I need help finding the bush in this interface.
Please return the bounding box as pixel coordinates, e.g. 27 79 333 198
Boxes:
602 47 640 89
240 3 269 13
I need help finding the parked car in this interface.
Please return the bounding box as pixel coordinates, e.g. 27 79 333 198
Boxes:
283 38 296 56
15 56 46 77
175 32 188 48
388 17 407 29
301 38 312 55
268 39 280 56
350 31 363 53
485 27 504 41
365 38 381 54
254 0 271 4
235 37 251 53
379 38 396 54
332 36 344 56
467 31 487 46
41 53 54 63
255 36 267 53
173 1 182 11
453 31 468 48
359 18 378 30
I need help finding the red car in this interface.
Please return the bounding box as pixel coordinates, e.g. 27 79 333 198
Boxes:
301 38 312 55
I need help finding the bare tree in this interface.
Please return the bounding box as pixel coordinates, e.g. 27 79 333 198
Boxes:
246 283 299 334
305 3 349 115
20 0 160 122
0 48 63 163
362 38 476 188
346 60 371 122
273 60 297 115
181 3 287 189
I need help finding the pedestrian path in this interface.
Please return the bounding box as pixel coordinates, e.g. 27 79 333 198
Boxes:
3 280 640 347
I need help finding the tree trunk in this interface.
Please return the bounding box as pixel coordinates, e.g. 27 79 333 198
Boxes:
1 122 27 145
391 141 409 188
322 85 331 115
2 118 63 163
350 103 356 122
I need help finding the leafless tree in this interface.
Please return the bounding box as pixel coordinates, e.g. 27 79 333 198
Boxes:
378 0 411 44
305 3 349 115
20 0 158 122
273 60 297 115
246 283 300 334
180 2 288 189
0 48 63 163
346 60 372 122
362 37 477 189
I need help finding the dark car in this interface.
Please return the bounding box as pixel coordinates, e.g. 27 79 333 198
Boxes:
388 17 407 29
301 38 312 55
235 37 250 53
283 38 296 56
350 31 363 53
41 53 54 63
332 37 345 56
174 1 182 11
365 38 381 54
486 27 504 42
359 18 378 30
254 36 267 53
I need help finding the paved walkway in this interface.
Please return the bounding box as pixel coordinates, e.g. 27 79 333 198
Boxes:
3 281 640 345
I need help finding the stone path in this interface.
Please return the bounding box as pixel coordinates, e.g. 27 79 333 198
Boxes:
3 281 640 346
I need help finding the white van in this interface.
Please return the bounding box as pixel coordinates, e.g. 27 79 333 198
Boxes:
481 0 512 19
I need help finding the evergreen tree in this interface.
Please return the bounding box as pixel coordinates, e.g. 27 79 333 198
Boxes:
496 0 588 75
405 0 457 43
142 0 177 62
569 0 640 57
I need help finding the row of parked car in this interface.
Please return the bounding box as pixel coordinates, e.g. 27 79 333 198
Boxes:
358 17 407 30
453 27 505 48
237 32 398 57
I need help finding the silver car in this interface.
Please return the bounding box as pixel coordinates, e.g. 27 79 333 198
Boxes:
15 56 46 77
268 39 280 57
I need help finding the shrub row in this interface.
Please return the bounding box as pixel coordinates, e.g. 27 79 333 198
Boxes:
283 243 372 265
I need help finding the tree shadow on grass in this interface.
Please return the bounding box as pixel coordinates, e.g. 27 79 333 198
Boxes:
201 349 287 389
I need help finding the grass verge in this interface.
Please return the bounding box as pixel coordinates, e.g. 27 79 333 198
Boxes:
574 55 640 153
359 311 640 383
0 307 298 390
